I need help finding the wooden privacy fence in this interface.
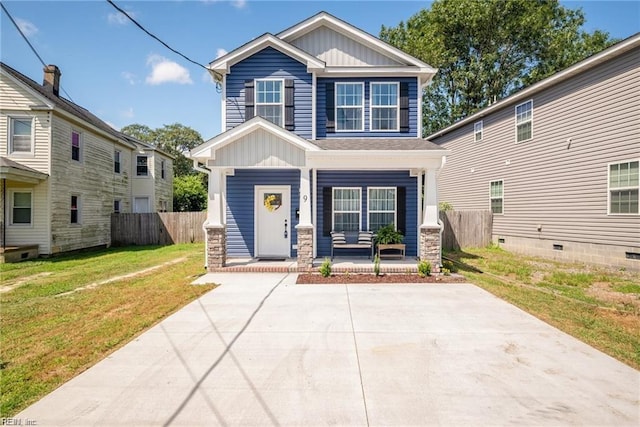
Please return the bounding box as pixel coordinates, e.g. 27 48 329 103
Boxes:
440 210 493 251
111 212 206 246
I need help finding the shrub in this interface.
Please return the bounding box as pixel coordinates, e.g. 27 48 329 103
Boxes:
373 255 381 276
374 224 404 244
417 260 431 277
319 258 332 278
441 268 451 276
438 201 453 211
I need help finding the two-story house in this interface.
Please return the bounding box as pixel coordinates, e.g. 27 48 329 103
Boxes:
0 62 174 261
428 34 640 270
190 12 449 271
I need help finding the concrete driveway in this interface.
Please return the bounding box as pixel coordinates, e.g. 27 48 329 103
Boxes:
18 273 639 426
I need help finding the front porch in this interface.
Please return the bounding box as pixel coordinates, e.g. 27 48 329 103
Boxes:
207 256 420 273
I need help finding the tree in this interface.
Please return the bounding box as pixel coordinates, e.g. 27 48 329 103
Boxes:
121 123 204 177
380 0 615 136
173 174 207 212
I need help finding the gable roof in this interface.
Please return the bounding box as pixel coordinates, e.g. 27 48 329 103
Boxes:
0 62 135 148
426 32 640 140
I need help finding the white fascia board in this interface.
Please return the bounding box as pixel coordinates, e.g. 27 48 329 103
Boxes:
278 12 437 71
0 167 48 183
208 34 325 74
319 66 437 83
306 149 449 170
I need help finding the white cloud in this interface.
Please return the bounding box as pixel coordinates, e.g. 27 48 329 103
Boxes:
216 48 228 59
202 70 214 83
16 18 38 36
108 10 134 25
145 55 193 85
201 0 246 9
121 71 136 85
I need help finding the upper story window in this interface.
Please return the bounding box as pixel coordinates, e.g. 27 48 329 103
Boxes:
114 150 121 173
333 187 361 231
161 159 166 179
474 121 483 142
255 79 283 126
136 155 148 177
609 160 639 215
336 83 364 132
370 83 399 131
515 100 533 142
9 117 34 155
490 180 504 214
10 190 32 225
71 130 82 161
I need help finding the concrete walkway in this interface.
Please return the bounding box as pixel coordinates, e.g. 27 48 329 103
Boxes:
18 273 639 426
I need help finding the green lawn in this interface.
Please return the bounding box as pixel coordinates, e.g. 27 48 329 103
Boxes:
0 244 215 417
446 246 640 370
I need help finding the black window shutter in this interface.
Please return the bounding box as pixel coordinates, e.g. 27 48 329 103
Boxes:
245 80 255 120
326 82 335 133
400 82 409 132
284 79 295 130
323 187 333 236
397 187 406 235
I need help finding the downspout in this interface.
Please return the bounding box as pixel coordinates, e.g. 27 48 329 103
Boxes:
2 178 6 251
436 156 447 270
193 160 211 269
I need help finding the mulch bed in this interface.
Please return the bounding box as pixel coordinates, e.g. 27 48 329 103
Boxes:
296 273 466 284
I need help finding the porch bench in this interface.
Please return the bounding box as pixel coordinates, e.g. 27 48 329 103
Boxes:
330 231 374 259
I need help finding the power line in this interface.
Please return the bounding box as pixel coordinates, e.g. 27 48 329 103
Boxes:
1 1 75 102
106 0 223 86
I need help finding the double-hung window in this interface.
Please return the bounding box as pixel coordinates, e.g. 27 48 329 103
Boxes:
114 150 121 173
515 100 533 142
474 121 483 142
136 155 148 176
609 161 639 214
71 195 80 224
370 83 399 131
71 130 81 161
335 83 364 131
368 187 396 232
161 159 166 179
255 79 283 126
11 190 32 225
490 180 504 214
333 188 361 231
9 117 33 154
114 199 121 214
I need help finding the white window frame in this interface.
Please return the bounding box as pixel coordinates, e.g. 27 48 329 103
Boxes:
9 189 33 226
70 194 81 225
515 100 533 143
159 199 168 212
370 82 400 132
490 180 504 215
160 159 166 180
335 82 365 132
608 160 639 215
367 187 397 231
332 187 362 232
136 155 149 177
474 120 483 142
114 199 121 213
255 78 284 127
114 150 121 174
8 116 35 156
71 129 82 162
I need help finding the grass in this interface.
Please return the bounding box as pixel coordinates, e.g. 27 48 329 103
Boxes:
0 244 215 417
446 246 640 370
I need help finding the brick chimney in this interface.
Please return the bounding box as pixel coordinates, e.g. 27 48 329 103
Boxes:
43 65 61 96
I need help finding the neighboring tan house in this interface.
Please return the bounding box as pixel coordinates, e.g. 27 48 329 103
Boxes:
428 34 640 270
0 62 174 261
190 12 449 271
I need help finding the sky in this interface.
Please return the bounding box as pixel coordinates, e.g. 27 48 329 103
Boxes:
1 0 639 141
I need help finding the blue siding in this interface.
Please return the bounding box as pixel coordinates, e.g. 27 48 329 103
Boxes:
316 77 418 139
226 169 300 257
316 171 418 257
226 47 313 139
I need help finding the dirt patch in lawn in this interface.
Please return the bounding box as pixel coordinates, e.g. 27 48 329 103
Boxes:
297 273 467 284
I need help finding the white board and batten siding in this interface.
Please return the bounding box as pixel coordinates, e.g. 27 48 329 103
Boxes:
213 129 306 167
289 27 403 67
432 47 640 267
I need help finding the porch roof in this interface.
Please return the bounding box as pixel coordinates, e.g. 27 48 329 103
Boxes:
0 157 48 184
312 138 443 151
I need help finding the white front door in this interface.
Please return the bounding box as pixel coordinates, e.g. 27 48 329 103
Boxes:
255 186 290 258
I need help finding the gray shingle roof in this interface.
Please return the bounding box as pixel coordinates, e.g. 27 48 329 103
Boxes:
0 156 48 176
311 138 444 151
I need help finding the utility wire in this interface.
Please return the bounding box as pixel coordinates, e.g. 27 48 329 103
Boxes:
106 0 223 87
1 1 75 102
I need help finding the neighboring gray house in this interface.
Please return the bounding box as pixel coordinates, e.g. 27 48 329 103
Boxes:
428 34 640 270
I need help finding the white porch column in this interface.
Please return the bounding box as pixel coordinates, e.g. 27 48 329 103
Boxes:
205 168 226 270
296 167 314 271
298 168 312 226
208 168 224 226
421 169 439 227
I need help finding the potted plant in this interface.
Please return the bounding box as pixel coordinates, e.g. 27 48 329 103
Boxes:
374 224 406 259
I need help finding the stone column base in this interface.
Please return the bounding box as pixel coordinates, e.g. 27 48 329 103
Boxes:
420 225 441 273
205 225 226 271
296 225 314 271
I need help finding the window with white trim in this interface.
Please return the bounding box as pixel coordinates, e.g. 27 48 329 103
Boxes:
255 79 283 126
114 150 121 173
474 121 483 142
9 117 33 154
490 180 503 214
71 130 82 161
161 159 166 179
336 83 364 131
136 155 148 176
368 187 396 232
11 190 32 225
71 195 81 224
370 82 399 131
333 187 361 231
609 161 639 214
515 100 533 142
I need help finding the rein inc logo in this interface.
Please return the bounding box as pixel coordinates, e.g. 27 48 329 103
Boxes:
1 419 37 425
